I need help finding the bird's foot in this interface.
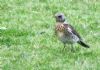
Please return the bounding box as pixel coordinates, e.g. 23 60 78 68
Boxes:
70 45 75 52
71 48 75 52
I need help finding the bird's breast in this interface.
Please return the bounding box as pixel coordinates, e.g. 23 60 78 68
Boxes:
55 23 65 38
55 24 65 32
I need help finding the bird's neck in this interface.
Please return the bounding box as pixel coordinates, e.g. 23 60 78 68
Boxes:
56 21 68 24
64 21 68 24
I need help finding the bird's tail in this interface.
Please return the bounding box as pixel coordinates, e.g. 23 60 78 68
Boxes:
78 41 89 48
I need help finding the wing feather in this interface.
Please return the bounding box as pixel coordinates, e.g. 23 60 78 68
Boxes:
63 24 82 40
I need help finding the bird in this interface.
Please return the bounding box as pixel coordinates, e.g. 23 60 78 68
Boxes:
54 13 89 51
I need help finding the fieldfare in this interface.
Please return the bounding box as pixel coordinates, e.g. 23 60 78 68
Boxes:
54 13 89 51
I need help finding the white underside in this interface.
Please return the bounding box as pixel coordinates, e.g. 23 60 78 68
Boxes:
58 31 79 44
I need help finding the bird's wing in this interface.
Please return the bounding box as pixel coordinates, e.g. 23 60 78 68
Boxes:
63 24 82 39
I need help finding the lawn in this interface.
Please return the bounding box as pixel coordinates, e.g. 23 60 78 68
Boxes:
0 0 100 70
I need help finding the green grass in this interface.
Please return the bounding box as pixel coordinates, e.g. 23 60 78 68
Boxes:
0 0 100 70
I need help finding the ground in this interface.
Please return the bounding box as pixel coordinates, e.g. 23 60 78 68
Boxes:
0 0 100 70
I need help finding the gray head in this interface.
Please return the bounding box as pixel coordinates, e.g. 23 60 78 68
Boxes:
55 13 65 22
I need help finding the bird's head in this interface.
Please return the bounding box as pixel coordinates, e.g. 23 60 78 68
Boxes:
55 13 65 22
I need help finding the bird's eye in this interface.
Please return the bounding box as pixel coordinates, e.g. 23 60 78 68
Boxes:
58 15 62 18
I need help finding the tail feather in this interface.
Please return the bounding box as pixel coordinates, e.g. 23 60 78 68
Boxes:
78 41 89 48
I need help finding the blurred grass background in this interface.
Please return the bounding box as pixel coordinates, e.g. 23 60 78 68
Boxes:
0 0 100 70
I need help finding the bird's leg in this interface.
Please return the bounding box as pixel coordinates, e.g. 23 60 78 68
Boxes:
62 43 66 51
71 44 75 52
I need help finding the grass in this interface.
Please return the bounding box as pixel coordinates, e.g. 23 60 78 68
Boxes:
0 0 100 70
